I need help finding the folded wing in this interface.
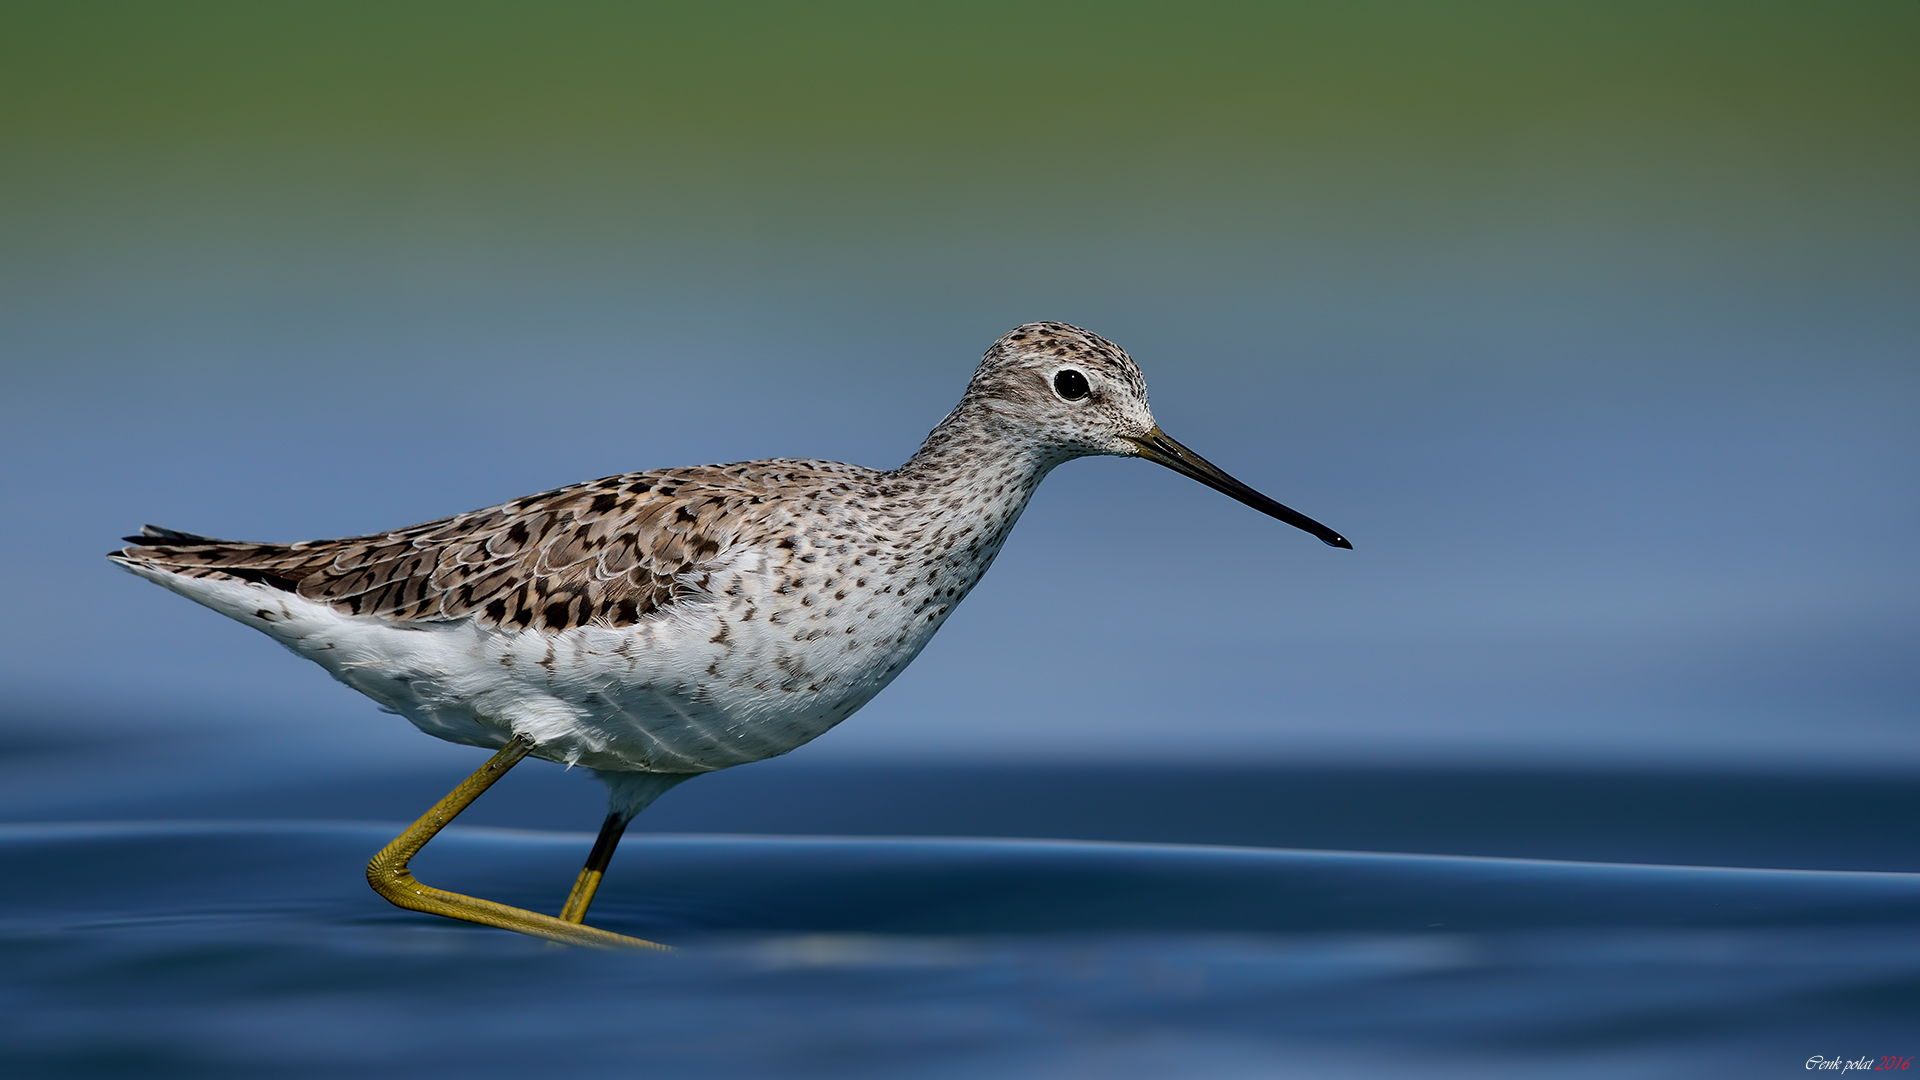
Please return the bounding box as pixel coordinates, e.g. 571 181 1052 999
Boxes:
111 465 795 632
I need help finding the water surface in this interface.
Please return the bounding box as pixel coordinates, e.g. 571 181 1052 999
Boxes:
4 816 1915 1078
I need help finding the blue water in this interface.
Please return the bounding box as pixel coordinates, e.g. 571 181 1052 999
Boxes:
4 794 1916 1078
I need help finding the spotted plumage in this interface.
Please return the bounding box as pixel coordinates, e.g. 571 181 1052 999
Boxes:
112 321 1347 816
122 461 873 633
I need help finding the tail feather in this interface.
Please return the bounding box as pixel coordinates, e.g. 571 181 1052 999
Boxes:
109 526 310 595
121 524 223 545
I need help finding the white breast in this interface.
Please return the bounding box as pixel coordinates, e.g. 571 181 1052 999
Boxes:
121 541 963 774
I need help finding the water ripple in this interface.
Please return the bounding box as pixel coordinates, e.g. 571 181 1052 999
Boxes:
3 823 1916 1077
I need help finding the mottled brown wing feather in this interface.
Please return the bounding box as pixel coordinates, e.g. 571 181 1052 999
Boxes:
114 463 848 631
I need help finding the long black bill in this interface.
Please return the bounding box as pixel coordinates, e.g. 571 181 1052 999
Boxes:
1127 427 1352 549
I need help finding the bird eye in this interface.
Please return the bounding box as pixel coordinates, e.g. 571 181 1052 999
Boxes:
1053 369 1090 401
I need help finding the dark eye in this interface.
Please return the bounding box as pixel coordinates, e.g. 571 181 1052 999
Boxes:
1053 369 1090 400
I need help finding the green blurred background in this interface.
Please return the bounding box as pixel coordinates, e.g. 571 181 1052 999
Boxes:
8 1 1914 371
1 3 1915 814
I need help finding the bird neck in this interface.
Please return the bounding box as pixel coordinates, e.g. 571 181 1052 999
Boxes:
890 401 1068 492
880 401 1073 555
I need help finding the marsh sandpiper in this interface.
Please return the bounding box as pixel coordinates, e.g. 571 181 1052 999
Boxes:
112 322 1350 947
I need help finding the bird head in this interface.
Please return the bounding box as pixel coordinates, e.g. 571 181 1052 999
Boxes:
965 321 1351 548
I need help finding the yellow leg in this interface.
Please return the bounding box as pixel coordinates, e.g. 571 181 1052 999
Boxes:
365 736 668 950
559 811 630 923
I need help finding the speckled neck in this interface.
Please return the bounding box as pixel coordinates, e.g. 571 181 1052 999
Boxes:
879 400 1075 571
888 401 1068 497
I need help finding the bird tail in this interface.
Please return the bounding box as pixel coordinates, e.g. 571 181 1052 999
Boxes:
108 525 310 593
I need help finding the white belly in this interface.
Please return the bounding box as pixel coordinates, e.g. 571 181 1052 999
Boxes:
124 544 960 774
